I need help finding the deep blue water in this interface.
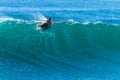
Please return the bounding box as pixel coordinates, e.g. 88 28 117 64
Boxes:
0 0 120 80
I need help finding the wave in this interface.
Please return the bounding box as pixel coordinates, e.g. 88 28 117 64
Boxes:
0 20 120 80
1 20 120 57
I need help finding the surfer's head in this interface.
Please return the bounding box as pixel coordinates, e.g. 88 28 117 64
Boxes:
48 18 51 20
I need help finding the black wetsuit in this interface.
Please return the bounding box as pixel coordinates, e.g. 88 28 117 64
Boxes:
41 23 49 29
40 20 52 30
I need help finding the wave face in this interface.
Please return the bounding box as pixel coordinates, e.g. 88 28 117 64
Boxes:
0 20 120 80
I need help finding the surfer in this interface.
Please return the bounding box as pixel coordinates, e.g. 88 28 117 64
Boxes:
39 18 53 30
46 18 52 26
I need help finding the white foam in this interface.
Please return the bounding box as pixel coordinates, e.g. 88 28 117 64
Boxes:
83 21 91 25
67 19 79 24
0 17 25 23
93 21 103 24
83 21 104 25
0 17 14 22
33 13 47 23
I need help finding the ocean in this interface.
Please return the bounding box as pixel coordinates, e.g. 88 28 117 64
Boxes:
0 0 120 80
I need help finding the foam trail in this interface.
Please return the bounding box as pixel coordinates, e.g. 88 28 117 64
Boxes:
33 13 47 23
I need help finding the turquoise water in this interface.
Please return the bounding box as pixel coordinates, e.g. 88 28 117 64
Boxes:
0 0 120 80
